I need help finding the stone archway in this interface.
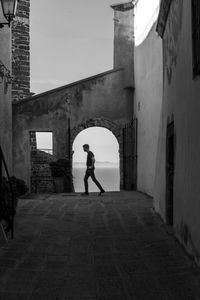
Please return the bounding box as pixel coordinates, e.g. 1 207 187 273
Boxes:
71 117 124 189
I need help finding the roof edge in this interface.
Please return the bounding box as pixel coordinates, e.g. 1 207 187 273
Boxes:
13 68 123 105
156 0 172 38
111 2 134 11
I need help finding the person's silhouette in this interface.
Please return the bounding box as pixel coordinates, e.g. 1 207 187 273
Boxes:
81 144 105 196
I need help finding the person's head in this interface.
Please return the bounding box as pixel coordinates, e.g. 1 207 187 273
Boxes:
83 144 89 152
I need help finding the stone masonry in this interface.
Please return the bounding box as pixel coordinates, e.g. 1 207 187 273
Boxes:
30 150 54 193
12 0 30 102
29 132 54 193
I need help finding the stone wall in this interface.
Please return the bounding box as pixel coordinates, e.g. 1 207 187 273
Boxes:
30 150 54 193
12 0 30 102
0 8 12 173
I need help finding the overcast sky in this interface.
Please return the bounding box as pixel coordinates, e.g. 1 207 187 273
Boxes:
73 127 119 163
30 0 159 94
32 0 160 163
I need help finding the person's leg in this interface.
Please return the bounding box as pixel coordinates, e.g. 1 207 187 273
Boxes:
83 170 90 194
90 170 104 192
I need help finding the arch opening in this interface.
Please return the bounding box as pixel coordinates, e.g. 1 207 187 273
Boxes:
72 127 120 193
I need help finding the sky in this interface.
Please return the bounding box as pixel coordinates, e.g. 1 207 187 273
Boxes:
72 127 119 163
36 132 52 152
31 0 160 163
30 0 159 94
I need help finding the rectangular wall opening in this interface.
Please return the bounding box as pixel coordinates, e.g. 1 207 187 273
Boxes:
29 131 54 193
36 132 53 154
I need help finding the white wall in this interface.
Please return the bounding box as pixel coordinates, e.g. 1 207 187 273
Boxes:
134 23 163 196
154 0 200 264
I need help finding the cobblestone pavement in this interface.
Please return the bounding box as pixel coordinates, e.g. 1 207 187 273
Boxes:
0 191 200 300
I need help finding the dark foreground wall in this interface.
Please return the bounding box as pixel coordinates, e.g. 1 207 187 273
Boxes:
0 10 12 172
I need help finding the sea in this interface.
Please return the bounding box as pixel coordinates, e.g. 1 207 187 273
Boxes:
73 162 120 192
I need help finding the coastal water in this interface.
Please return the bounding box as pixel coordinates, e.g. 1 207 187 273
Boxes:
73 164 120 192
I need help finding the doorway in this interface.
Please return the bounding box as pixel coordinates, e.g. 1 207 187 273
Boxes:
123 118 137 190
72 127 120 192
166 122 175 225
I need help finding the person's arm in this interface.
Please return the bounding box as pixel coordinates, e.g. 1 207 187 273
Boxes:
88 154 95 169
90 156 95 168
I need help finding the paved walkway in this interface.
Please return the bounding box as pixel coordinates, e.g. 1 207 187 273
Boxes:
0 191 200 300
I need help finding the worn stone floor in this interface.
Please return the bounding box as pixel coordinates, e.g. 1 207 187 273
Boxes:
0 191 200 300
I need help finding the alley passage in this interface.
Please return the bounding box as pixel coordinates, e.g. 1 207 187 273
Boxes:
0 191 200 299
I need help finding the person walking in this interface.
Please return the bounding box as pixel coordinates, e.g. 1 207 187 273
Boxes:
81 144 105 196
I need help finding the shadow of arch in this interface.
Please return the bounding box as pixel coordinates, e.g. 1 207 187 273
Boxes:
71 117 123 189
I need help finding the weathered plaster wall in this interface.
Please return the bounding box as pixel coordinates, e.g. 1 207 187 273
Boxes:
154 0 200 264
0 9 12 173
13 69 132 189
134 23 163 196
112 2 134 87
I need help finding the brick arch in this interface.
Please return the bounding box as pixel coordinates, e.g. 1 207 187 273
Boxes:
71 117 124 189
71 117 121 144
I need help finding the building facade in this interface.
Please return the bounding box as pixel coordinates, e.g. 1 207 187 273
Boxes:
12 2 135 192
0 0 30 174
12 0 30 102
155 0 200 264
0 6 13 173
134 22 163 196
